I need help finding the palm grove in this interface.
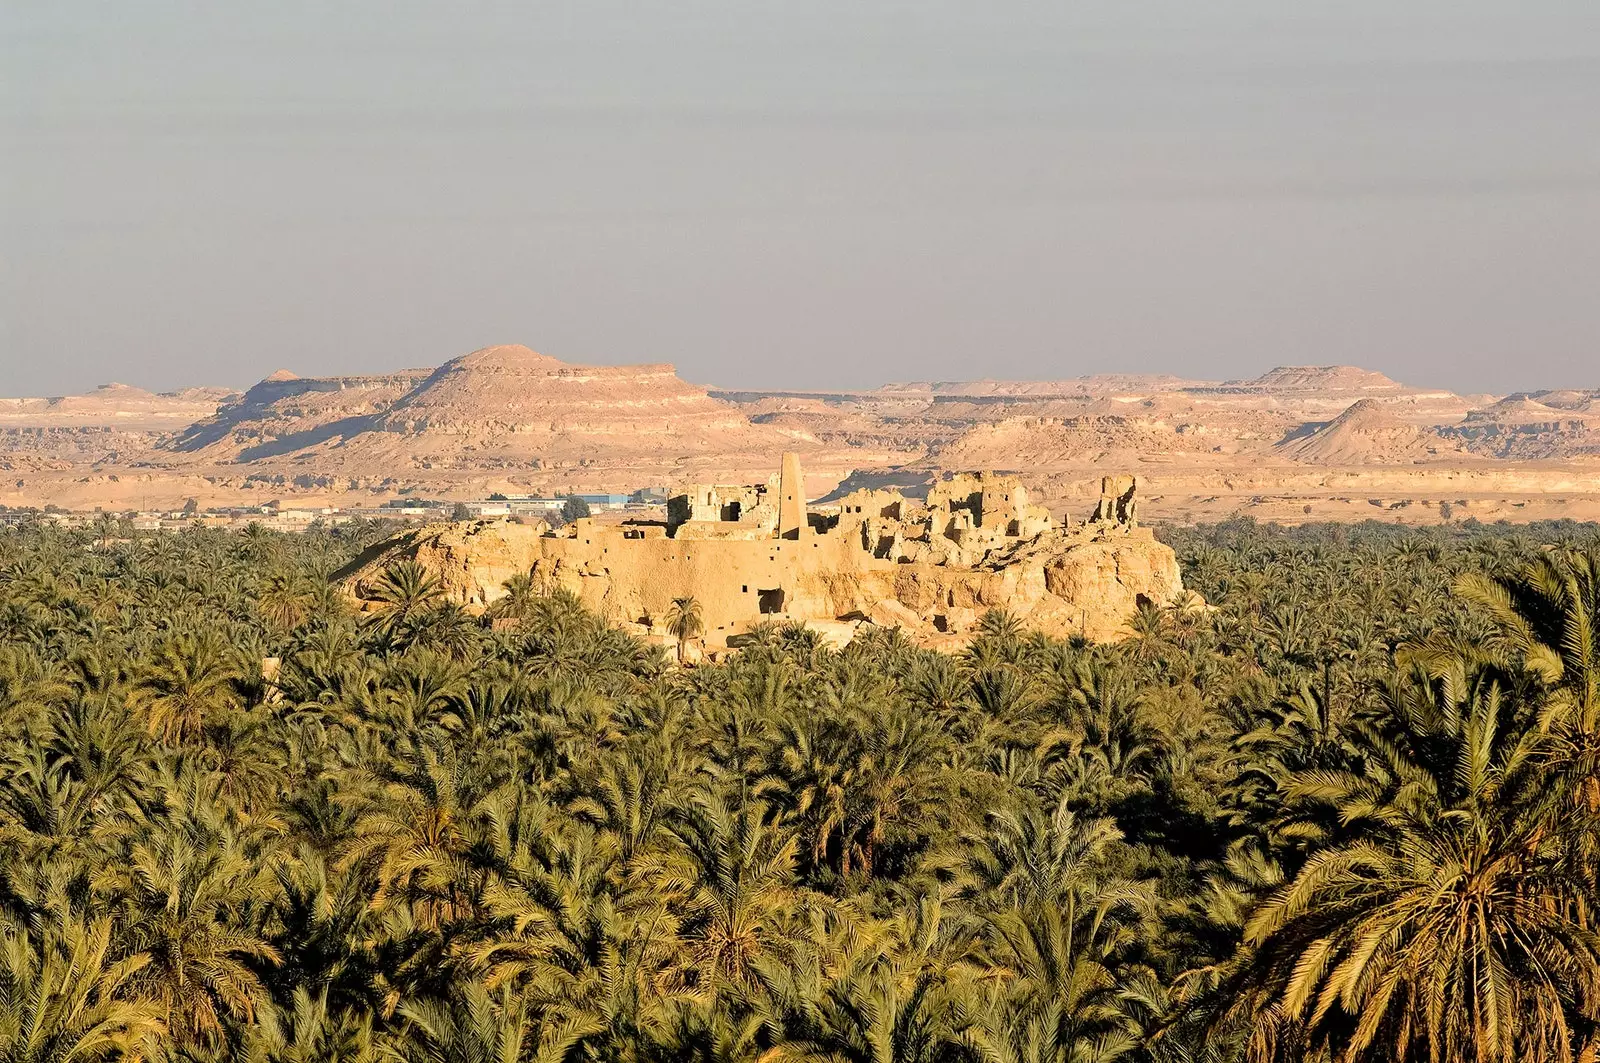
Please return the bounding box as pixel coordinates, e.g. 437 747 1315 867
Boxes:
2 514 1600 1063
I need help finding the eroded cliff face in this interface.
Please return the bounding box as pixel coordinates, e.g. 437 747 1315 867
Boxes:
341 520 554 610
170 369 432 456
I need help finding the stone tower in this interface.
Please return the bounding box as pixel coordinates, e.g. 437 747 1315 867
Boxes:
777 451 808 540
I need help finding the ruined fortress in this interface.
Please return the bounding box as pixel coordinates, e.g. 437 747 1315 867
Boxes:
342 454 1185 650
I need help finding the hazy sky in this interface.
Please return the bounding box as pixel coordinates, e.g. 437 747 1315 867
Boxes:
4 1 1598 397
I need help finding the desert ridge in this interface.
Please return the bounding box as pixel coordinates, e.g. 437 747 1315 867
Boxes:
0 345 1596 523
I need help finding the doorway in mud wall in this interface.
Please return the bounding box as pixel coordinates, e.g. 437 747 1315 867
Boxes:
758 588 785 614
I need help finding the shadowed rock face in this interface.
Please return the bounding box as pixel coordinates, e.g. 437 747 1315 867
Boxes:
170 370 432 455
1275 399 1453 465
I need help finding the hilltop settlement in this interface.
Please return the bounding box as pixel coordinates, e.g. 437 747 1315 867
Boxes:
339 454 1182 650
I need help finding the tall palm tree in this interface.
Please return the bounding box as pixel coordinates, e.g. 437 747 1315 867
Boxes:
1456 547 1600 816
260 570 317 634
378 982 545 1063
365 561 445 653
490 571 542 627
772 699 946 884
773 949 968 1063
952 794 1149 1063
405 602 483 662
1058 659 1160 787
250 986 376 1063
1455 546 1600 719
1228 679 1359 827
666 597 704 667
568 751 679 869
344 742 505 932
474 809 674 1049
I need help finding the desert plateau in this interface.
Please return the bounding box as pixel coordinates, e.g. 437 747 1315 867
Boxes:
3 343 1598 524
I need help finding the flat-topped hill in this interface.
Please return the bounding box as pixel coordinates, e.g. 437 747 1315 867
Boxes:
375 345 747 438
165 345 793 469
1229 366 1408 393
148 345 865 490
0 383 235 430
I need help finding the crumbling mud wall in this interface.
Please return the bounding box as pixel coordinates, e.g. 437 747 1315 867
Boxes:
337 457 1188 648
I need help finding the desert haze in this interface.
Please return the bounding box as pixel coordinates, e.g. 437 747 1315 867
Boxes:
2 343 1596 524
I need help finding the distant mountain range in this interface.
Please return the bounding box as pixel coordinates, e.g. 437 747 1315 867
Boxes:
2 345 1597 523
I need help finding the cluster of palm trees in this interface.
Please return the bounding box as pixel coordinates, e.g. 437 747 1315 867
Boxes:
1 515 1598 1061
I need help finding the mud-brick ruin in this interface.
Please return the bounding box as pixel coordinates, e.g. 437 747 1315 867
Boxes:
341 455 1185 651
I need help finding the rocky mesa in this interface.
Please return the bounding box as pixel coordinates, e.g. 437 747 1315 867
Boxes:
1 351 1596 524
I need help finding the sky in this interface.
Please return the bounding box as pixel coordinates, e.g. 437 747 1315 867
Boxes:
3 1 1598 397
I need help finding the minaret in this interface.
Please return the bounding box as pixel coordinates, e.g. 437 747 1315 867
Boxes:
777 451 808 540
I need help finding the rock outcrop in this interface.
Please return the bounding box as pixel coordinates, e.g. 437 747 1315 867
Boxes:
338 457 1186 647
1440 395 1600 460
171 369 432 457
1276 399 1458 465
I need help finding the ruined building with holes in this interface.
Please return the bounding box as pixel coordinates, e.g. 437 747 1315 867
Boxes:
340 454 1185 650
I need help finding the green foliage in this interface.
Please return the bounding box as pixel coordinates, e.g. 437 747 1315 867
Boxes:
560 496 591 524
1 516 1599 1061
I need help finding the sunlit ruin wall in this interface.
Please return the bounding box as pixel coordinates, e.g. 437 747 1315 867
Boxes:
340 455 1186 651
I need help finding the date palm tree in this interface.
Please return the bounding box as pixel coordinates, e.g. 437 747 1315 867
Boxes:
666 597 704 667
131 629 244 746
651 790 799 997
473 812 672 1049
1456 546 1600 811
365 561 445 654
259 570 317 634
0 916 163 1063
1224 674 1600 1063
250 986 376 1063
956 795 1149 1063
379 982 540 1063
114 814 282 1048
489 571 542 627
